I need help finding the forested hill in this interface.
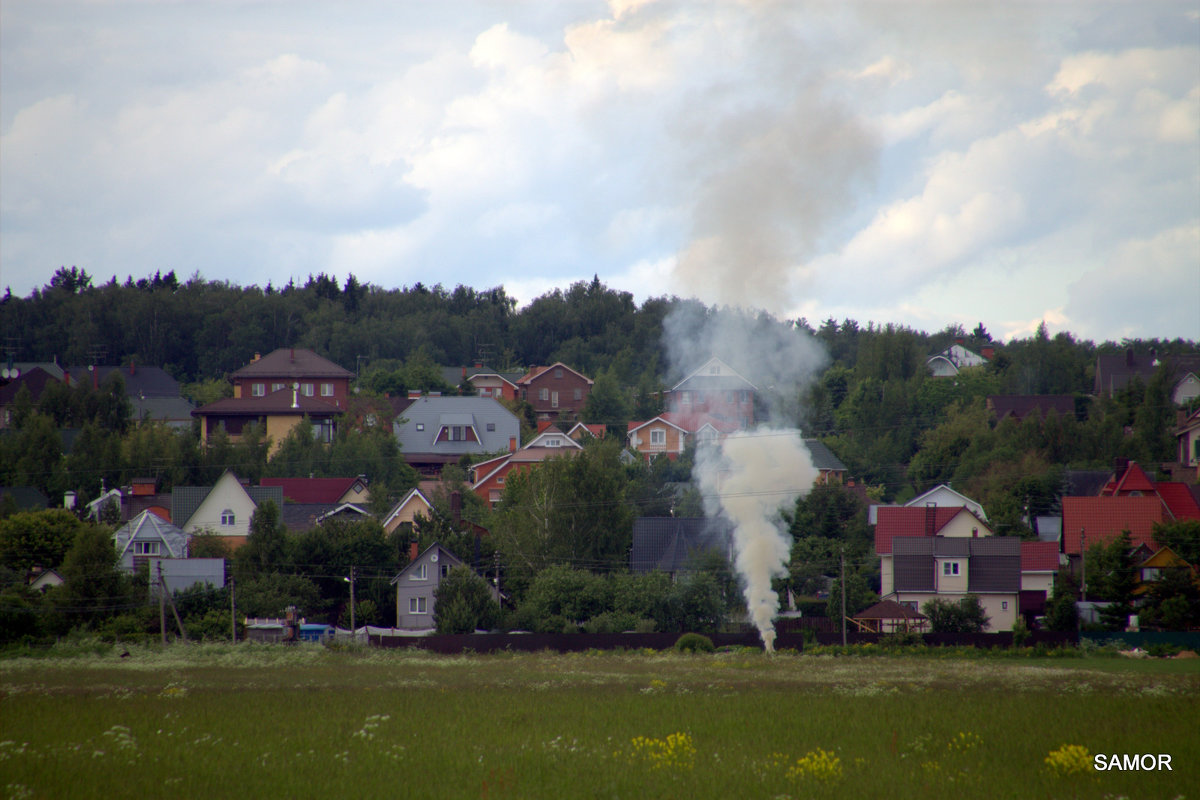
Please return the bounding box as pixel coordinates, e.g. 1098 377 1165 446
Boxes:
4 267 1193 390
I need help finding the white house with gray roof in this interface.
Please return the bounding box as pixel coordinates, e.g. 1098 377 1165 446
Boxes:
394 396 520 473
112 510 190 572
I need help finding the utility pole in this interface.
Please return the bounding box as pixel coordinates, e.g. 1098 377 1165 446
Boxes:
159 562 167 645
494 552 502 609
840 546 847 647
348 566 357 635
1079 528 1086 634
230 573 237 643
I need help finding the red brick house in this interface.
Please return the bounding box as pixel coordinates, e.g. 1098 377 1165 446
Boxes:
663 357 756 429
516 363 593 422
231 348 354 411
469 446 581 509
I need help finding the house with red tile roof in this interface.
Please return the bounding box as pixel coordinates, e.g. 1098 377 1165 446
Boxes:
1060 496 1165 556
1097 460 1200 522
875 505 991 597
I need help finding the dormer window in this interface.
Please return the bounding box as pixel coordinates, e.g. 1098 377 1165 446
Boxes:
942 561 960 576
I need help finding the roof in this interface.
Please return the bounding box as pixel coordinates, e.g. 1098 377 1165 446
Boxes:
471 446 581 489
986 395 1075 421
893 536 1020 593
394 395 520 456
1101 461 1157 496
1021 540 1060 572
390 542 465 583
441 365 522 388
567 422 606 439
630 517 731 574
65 364 181 399
193 388 341 417
112 510 189 559
231 348 354 380
517 362 593 386
0 367 61 404
130 396 195 424
382 487 435 528
854 599 926 621
628 415 691 435
874 505 980 555
669 357 757 393
1064 469 1112 498
1061 496 1165 555
804 439 847 473
170 478 283 530
260 477 366 504
1156 482 1200 520
1094 351 1200 395
0 486 49 511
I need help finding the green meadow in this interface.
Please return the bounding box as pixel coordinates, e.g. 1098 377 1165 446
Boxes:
1 642 1196 799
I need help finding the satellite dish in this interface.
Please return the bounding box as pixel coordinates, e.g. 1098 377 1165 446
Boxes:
431 553 439 563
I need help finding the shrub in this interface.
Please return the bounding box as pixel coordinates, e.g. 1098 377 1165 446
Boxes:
674 633 714 653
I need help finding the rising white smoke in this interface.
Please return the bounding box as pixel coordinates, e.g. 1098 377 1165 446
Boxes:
695 428 819 652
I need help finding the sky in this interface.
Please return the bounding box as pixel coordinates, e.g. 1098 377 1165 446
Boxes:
2 0 1198 344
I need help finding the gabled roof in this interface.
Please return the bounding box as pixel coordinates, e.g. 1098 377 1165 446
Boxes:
0 486 49 511
804 439 847 473
170 473 283 530
516 362 593 386
1156 482 1200 520
1137 546 1192 570
393 395 520 456
193 388 341 417
669 357 756 393
65 364 181 399
630 517 731 574
1094 351 1200 395
0 367 61 404
1101 461 1157 496
628 415 691 436
441 365 522 389
1061 496 1165 555
525 426 584 449
382 487 435 529
566 422 605 439
1021 540 1060 572
389 542 465 584
260 477 367 504
231 348 353 380
112 510 189 559
471 446 581 490
875 505 982 555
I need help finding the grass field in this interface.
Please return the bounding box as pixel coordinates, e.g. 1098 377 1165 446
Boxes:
1 642 1196 799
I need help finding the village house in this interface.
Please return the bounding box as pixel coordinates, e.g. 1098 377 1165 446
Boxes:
516 363 594 422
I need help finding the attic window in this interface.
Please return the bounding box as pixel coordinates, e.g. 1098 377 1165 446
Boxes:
416 423 424 431
133 541 161 556
709 365 720 374
411 564 428 580
942 561 960 576
487 422 495 432
221 509 235 526
555 368 563 379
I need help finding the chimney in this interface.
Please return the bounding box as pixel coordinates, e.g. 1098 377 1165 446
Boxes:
925 502 936 537
291 383 299 409
409 541 419 563
981 345 994 360
408 389 421 400
475 361 482 369
253 352 261 362
955 337 965 346
450 490 462 527
509 437 517 452
129 358 135 376
461 366 467 379
290 348 295 363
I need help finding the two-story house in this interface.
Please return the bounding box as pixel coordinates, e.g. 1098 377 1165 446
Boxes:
663 357 756 429
516 363 593 422
390 543 497 630
231 348 355 411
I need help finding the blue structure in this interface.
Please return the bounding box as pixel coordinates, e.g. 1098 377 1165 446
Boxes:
299 623 334 643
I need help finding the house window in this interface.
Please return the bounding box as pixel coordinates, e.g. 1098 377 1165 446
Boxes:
133 541 161 556
1002 601 1008 610
321 382 334 397
539 388 549 401
490 490 501 504
416 423 424 431
272 382 286 392
409 596 427 614
574 388 582 401
497 475 505 484
551 392 559 408
486 422 495 432
650 429 666 446
709 365 720 374
555 368 563 379
901 601 918 612
251 382 265 397
221 509 235 526
681 391 691 406
740 391 749 403
547 437 561 447
301 383 314 397
411 564 428 580
441 564 449 578
942 562 960 576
